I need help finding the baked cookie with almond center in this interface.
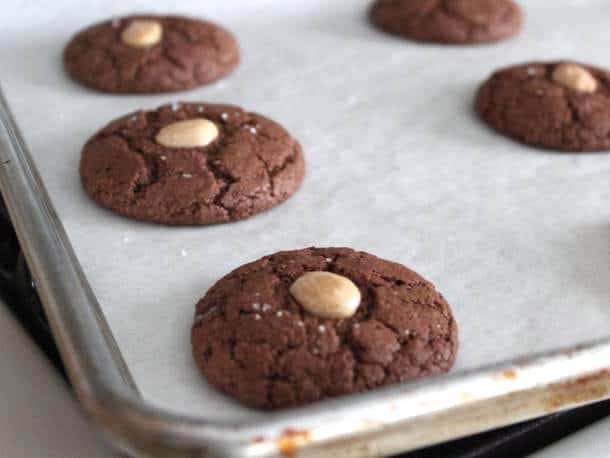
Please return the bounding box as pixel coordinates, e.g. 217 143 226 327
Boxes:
64 15 239 93
191 247 459 409
80 103 305 225
476 61 610 151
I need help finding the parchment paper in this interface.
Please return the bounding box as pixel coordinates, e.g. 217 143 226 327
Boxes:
1 0 609 422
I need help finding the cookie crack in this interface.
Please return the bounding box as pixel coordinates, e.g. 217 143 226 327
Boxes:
408 0 442 25
97 45 122 91
168 23 227 58
439 0 512 40
438 1 479 34
207 159 237 217
564 95 585 128
129 48 191 88
100 132 161 200
169 24 206 47
267 142 302 197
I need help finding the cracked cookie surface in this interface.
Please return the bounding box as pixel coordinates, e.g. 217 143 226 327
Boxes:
191 247 459 409
64 15 239 93
476 61 610 151
80 103 305 225
369 0 522 44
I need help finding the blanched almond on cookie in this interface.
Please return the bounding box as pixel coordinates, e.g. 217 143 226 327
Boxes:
121 19 163 47
552 64 598 93
155 119 219 148
290 271 361 319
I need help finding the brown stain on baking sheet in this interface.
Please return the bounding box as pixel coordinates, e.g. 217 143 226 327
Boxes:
492 369 518 381
276 429 311 458
502 369 517 380
544 369 610 412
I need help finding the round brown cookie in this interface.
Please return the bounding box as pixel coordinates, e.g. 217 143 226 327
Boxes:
369 0 522 45
191 247 459 410
80 103 305 225
476 61 610 151
63 15 239 93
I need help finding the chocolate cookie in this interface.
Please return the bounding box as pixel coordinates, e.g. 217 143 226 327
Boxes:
476 61 610 151
369 0 522 45
64 15 239 93
80 103 305 225
191 247 459 409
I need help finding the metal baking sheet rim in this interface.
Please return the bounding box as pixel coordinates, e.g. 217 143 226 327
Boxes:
2 88 610 458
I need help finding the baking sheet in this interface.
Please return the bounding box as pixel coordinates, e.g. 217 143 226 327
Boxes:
1 0 610 423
